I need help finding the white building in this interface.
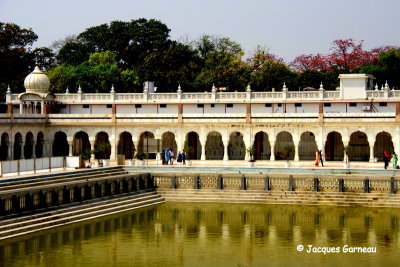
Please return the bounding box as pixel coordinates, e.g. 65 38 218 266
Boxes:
0 67 398 164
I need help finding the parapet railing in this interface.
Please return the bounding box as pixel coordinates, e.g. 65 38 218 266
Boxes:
0 156 80 177
8 88 400 105
154 174 399 193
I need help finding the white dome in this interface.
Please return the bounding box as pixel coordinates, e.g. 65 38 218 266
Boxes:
24 66 50 93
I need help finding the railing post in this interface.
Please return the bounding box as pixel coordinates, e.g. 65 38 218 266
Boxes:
194 176 200 189
171 176 177 189
363 178 370 193
17 160 20 176
313 177 319 192
338 179 345 192
391 177 396 194
264 176 270 191
241 175 247 190
217 175 223 190
288 175 294 191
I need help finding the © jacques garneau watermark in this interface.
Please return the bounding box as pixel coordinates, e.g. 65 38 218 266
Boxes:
296 244 377 254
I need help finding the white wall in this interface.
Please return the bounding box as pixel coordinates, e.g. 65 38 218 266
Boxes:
69 105 91 114
92 105 111 114
225 104 246 113
204 104 225 114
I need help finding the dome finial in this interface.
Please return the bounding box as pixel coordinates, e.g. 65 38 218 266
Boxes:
78 84 82 93
24 66 50 94
65 87 69 94
110 84 115 93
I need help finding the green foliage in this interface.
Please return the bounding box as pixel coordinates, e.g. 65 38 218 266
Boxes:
246 146 255 162
282 145 295 161
47 63 140 93
360 49 400 89
0 22 38 92
251 60 296 91
89 51 117 65
134 152 148 160
294 70 338 90
194 35 251 91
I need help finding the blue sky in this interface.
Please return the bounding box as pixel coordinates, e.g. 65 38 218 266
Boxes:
1 0 399 61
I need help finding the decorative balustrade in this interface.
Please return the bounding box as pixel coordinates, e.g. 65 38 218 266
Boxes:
155 174 399 193
8 89 400 105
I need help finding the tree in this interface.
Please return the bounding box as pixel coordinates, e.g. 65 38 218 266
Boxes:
360 48 400 89
193 35 251 91
0 22 38 92
294 70 338 91
250 60 296 91
89 51 117 65
32 47 56 70
139 42 201 91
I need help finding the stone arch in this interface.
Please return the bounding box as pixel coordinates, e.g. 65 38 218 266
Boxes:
24 132 34 159
274 131 294 160
325 131 344 161
184 131 201 160
73 131 91 156
12 133 21 160
253 131 271 160
299 131 318 160
53 131 69 156
374 132 394 161
35 132 44 158
95 132 111 159
205 131 224 160
348 131 370 161
161 132 177 154
228 131 245 160
138 131 156 159
0 133 9 161
118 131 134 159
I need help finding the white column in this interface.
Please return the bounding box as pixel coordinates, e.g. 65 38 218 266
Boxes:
89 137 96 163
19 104 23 114
200 134 206 160
294 140 300 162
223 135 229 161
132 137 139 156
243 132 252 161
342 136 350 162
369 136 376 162
41 101 45 115
270 140 276 161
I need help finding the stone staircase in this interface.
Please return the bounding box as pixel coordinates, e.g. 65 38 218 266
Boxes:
0 190 164 241
157 189 400 208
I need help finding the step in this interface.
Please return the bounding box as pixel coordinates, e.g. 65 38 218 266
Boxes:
0 169 128 191
0 193 164 240
0 197 164 237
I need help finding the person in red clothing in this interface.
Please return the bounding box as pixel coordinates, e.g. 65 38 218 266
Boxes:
383 150 390 169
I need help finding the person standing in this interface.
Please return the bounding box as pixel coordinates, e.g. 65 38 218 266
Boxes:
169 150 174 165
315 149 320 167
383 150 390 169
319 149 324 167
392 152 398 169
182 151 186 164
177 151 183 165
165 148 170 165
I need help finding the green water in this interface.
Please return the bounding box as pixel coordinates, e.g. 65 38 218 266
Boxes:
1 203 399 267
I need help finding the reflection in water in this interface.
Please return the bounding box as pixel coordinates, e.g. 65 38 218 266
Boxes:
0 203 399 267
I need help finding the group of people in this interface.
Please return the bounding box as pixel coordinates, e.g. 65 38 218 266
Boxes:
383 150 398 169
314 149 324 167
162 148 186 165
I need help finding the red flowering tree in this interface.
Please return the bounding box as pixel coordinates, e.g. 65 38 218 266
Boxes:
291 39 385 73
